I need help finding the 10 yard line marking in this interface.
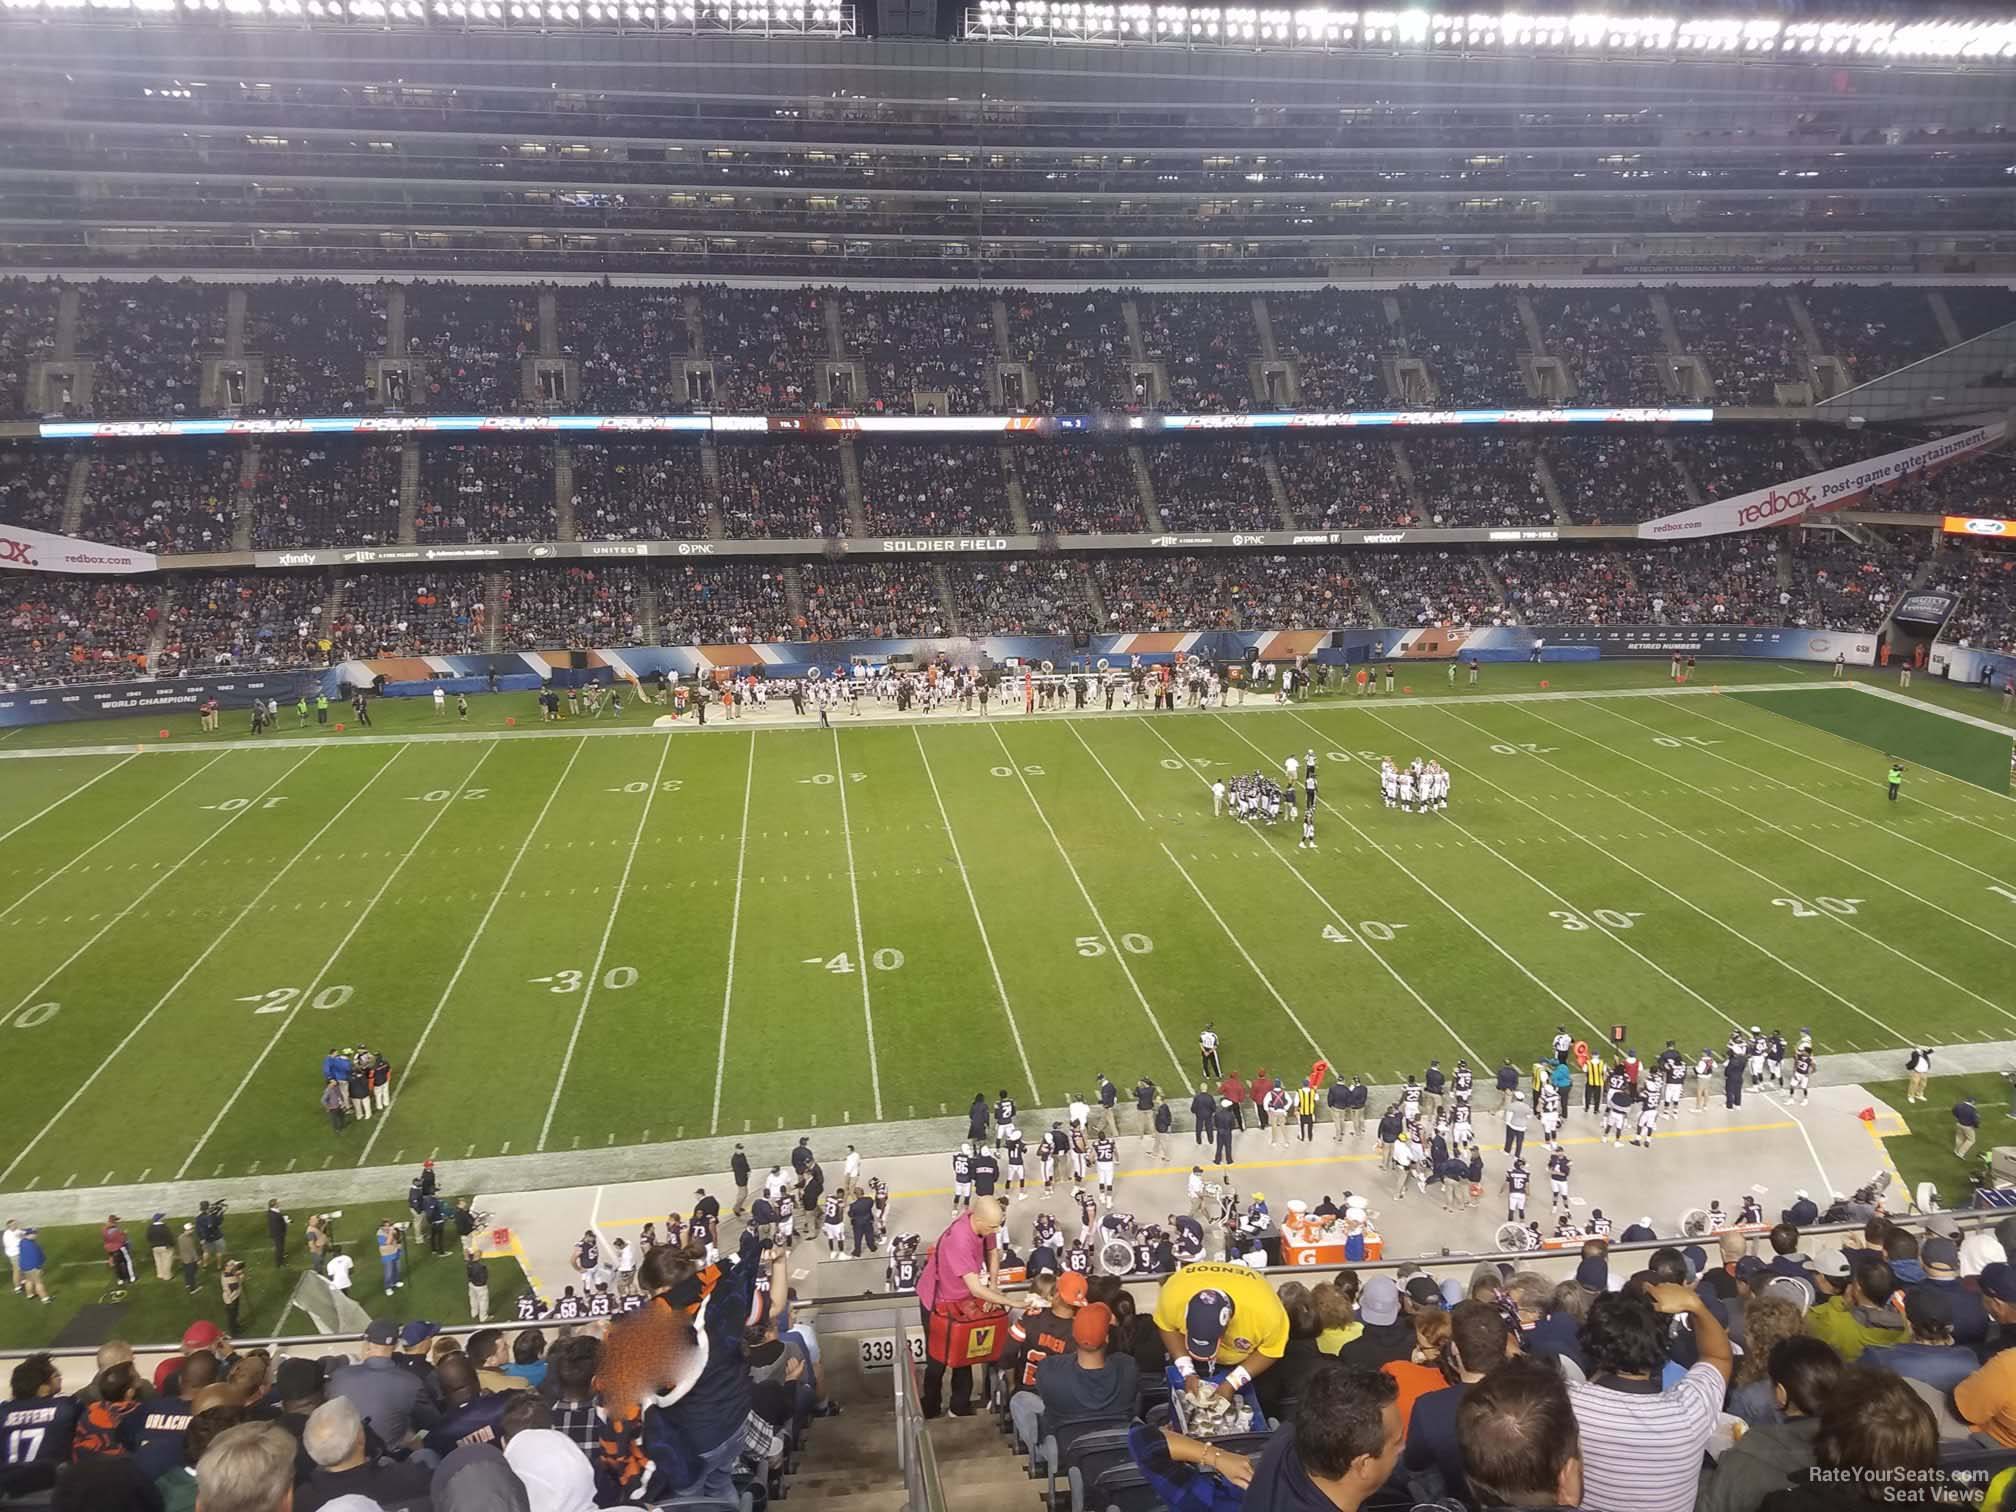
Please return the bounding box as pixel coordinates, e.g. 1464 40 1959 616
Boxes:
915 726 1041 1105
707 736 758 1134
1135 717 1486 1066
0 753 137 850
175 742 501 1179
0 751 228 926
989 723 1187 1084
829 725 884 1123
1506 702 2016 1022
361 737 588 1166
539 735 676 1150
0 746 354 1184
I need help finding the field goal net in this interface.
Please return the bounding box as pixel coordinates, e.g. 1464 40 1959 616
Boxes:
288 1271 373 1335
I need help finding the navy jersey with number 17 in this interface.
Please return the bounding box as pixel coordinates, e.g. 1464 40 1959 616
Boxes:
0 1397 79 1469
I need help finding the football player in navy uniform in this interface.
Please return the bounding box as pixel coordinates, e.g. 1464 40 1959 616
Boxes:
1091 1134 1118 1206
1004 1133 1028 1199
1548 1149 1572 1211
950 1145 973 1212
972 1146 1000 1203
887 1235 923 1293
1791 1044 1816 1105
1503 1159 1530 1222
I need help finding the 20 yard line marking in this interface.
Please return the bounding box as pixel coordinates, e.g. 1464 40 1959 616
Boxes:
829 726 884 1123
915 727 1040 1105
539 735 676 1149
707 736 758 1134
0 752 229 926
989 723 1186 1084
0 753 138 850
175 742 501 1178
360 737 589 1166
0 746 362 1184
1136 718 1486 1066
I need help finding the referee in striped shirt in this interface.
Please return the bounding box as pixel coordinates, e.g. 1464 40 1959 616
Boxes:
1295 1080 1319 1142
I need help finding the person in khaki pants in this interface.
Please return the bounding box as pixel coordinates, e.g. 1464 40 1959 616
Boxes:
149 1213 175 1282
466 1249 491 1323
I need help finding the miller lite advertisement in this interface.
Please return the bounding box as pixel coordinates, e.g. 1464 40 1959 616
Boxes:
0 522 158 576
1635 422 2006 541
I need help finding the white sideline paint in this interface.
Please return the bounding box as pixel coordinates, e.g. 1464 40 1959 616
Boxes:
0 753 137 845
707 736 759 1135
175 743 502 1179
359 737 588 1166
913 726 1040 1106
1134 717 1487 1067
0 747 346 1184
1355 705 1911 1046
828 726 885 1124
539 735 677 1150
1585 698 2016 958
988 723 1187 1084
1508 701 2016 1023
0 752 227 926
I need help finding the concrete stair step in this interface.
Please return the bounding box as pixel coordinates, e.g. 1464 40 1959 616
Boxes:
787 1492 910 1512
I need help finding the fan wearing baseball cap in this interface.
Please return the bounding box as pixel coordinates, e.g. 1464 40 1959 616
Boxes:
1953 1263 2016 1447
1151 1261 1290 1402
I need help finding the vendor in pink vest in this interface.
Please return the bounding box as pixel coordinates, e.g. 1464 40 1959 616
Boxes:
917 1195 1017 1418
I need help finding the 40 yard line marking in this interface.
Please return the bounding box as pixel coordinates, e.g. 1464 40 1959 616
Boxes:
360 737 588 1166
1357 705 1909 1046
1504 702 2016 1023
0 751 228 926
539 734 677 1150
0 745 368 1185
988 723 1187 1084
707 736 757 1135
914 726 1040 1106
0 753 137 850
828 725 884 1123
174 742 501 1179
1135 717 1486 1066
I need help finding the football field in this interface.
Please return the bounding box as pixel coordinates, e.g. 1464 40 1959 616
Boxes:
1 665 2013 1196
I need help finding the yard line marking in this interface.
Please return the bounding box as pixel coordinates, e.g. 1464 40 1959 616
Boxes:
1503 702 2016 1022
827 725 884 1123
1136 718 1486 1065
0 746 354 1184
0 753 138 850
539 736 676 1150
1674 694 2016 848
175 742 501 1179
1064 722 1148 825
1584 697 2016 954
707 736 758 1135
0 752 228 926
1223 713 1603 1046
989 723 1186 1083
360 737 588 1166
1378 705 1911 1045
1760 1090 1838 1196
914 727 1040 1105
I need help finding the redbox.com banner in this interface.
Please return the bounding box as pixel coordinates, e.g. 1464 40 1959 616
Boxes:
1635 422 2007 541
0 523 159 575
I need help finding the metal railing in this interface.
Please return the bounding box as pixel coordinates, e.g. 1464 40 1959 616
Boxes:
894 1316 949 1512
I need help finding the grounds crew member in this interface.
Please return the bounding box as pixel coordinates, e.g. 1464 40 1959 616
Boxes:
1152 1261 1290 1402
1888 759 1905 803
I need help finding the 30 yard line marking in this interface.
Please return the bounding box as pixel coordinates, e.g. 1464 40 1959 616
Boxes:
1135 717 1487 1065
539 735 676 1149
1504 702 2016 1022
708 735 758 1135
989 723 1186 1083
0 751 228 926
1364 705 1910 1046
0 746 363 1184
175 742 501 1178
914 726 1040 1105
828 725 884 1122
360 737 588 1166
0 753 137 850
1584 697 2016 953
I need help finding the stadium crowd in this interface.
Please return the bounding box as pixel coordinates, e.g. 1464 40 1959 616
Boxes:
568 443 709 542
415 443 555 544
248 443 403 552
1534 290 1669 406
949 559 1098 635
714 444 848 540
252 281 383 416
1091 553 1366 631
0 576 161 688
0 279 57 422
843 290 997 414
81 445 241 555
565 287 693 414
798 561 948 640
403 284 534 412
1803 285 1950 387
1273 437 1413 529
1011 444 1145 534
1266 290 1393 411
701 286 830 413
1138 293 1257 413
1667 289 1805 405
1003 291 1129 413
1544 436 1692 525
497 563 646 649
76 282 218 418
0 450 74 534
1147 440 1283 531
857 442 1014 536
1398 286 1528 409
154 575 328 676
653 561 797 646
1936 544 2016 651
1402 434 1552 528
328 572 488 660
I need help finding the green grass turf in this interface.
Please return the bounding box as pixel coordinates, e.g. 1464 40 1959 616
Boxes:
1 662 2015 1199
1732 688 2013 792
1865 1073 2016 1209
0 1205 526 1350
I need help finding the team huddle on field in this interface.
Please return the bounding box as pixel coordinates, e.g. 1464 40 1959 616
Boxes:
1380 758 1451 813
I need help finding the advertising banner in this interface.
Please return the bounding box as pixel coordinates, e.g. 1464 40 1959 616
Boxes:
1636 423 2007 541
0 670 327 729
1943 515 2016 538
0 523 158 576
1890 591 1960 631
1540 624 1878 664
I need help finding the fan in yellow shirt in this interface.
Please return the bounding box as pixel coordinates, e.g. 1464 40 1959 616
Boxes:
1151 1262 1290 1401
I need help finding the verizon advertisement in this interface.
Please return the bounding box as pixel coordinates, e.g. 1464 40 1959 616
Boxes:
0 523 158 576
1635 423 2008 541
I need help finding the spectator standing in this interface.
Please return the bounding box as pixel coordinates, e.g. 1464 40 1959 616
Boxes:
915 1196 1017 1419
466 1248 491 1322
174 1224 200 1294
219 1260 244 1334
16 1228 47 1303
147 1214 174 1283
1567 1286 1731 1512
322 1079 348 1132
324 1247 353 1298
376 1221 405 1296
0 1352 79 1485
265 1202 288 1266
188 1422 297 1512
